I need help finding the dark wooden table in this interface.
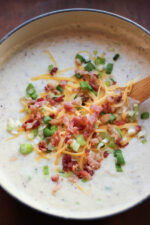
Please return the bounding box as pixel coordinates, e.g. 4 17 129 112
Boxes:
0 0 150 224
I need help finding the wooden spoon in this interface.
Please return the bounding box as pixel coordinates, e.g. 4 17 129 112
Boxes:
128 75 150 103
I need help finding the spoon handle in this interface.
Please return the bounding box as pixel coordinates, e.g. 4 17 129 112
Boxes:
129 75 150 103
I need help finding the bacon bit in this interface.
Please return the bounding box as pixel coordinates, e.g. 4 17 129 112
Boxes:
107 95 114 103
100 114 111 123
64 102 75 113
38 141 47 152
135 125 142 132
89 74 99 91
60 80 67 87
22 119 41 131
102 102 112 113
77 170 91 180
62 154 78 172
50 117 63 125
54 95 65 102
91 104 103 113
84 165 94 176
45 83 56 92
90 82 99 91
90 138 100 147
50 67 58 75
108 124 122 142
51 174 59 182
103 151 109 158
116 94 122 103
112 81 117 85
114 120 126 126
50 131 60 147
52 183 61 195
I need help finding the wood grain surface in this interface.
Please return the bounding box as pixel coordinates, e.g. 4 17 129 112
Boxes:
0 0 150 225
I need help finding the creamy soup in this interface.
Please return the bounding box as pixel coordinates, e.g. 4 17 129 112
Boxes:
0 31 150 219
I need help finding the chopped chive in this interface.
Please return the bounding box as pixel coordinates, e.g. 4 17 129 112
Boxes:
81 178 87 183
76 134 86 146
114 149 125 165
113 54 120 61
75 54 86 63
106 63 113 74
48 64 54 72
70 139 80 152
20 143 33 155
26 83 38 100
109 114 116 123
84 62 96 72
115 127 123 137
43 125 57 137
94 57 106 65
105 81 111 86
32 128 38 137
74 93 79 99
43 116 52 124
43 165 49 175
56 85 63 93
109 140 117 148
75 73 82 79
141 139 147 144
98 71 103 78
141 112 149 119
80 81 93 91
115 164 123 172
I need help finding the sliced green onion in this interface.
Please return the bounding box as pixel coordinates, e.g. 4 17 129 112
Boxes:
32 128 38 137
99 132 109 139
76 135 86 146
109 114 116 123
94 57 105 65
25 105 31 113
98 71 103 78
115 164 123 172
74 93 79 99
114 149 125 165
84 62 96 72
81 178 87 183
20 143 33 155
93 50 98 55
43 125 57 137
43 116 52 124
113 54 120 61
56 85 63 93
105 81 111 86
75 73 82 79
70 139 80 152
50 93 61 99
26 83 38 100
80 81 93 91
141 139 147 144
43 165 49 175
48 64 54 72
109 138 117 148
97 142 105 149
75 54 87 63
141 112 149 119
106 63 113 74
115 127 123 137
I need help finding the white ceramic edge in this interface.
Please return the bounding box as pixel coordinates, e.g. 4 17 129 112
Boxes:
0 8 150 220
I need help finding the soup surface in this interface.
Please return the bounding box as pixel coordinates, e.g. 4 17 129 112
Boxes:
0 31 150 218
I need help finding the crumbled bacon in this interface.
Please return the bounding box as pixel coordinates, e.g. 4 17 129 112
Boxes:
102 102 112 113
114 120 126 126
84 165 94 176
108 124 122 142
50 117 63 125
72 97 82 106
54 95 65 102
100 113 111 123
90 82 99 91
135 125 142 132
91 105 103 113
51 174 59 182
38 141 47 152
45 83 56 92
64 102 75 113
62 154 78 172
50 67 58 75
77 170 91 180
116 94 122 103
116 141 129 148
22 119 41 131
103 151 109 158
68 175 78 183
52 183 61 195
50 131 60 147
60 80 67 87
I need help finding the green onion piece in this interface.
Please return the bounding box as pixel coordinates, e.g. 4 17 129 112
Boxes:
76 134 86 146
43 165 49 175
74 93 79 99
109 138 117 148
25 105 31 113
99 132 109 139
114 149 125 165
97 142 105 149
84 62 96 72
115 164 123 172
80 81 93 91
32 128 38 137
113 54 120 61
109 114 116 123
98 71 103 78
43 116 52 124
91 89 97 96
20 143 33 155
93 50 98 55
56 85 63 93
94 57 106 65
26 83 38 100
106 63 113 74
115 127 123 137
105 81 111 86
133 104 139 116
141 139 147 144
75 54 86 63
75 73 82 79
43 125 57 137
48 64 54 72
70 139 80 152
110 78 115 83
60 171 73 178
141 112 149 119
81 178 87 183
